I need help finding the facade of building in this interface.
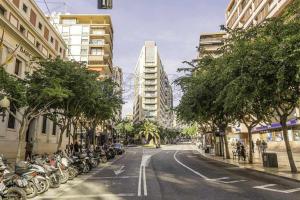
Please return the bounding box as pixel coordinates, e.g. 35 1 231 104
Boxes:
225 0 300 152
0 0 68 160
112 66 123 121
52 14 113 78
197 32 226 59
226 0 293 29
133 41 173 128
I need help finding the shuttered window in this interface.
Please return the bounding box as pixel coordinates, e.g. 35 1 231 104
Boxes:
12 0 20 8
30 9 36 26
44 27 49 41
55 40 58 51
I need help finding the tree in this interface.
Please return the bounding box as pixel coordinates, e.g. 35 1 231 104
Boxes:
219 27 272 164
139 120 160 145
3 59 71 161
176 56 232 159
252 13 300 173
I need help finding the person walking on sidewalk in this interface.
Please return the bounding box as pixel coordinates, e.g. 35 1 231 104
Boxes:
251 140 255 153
261 140 268 153
256 139 261 153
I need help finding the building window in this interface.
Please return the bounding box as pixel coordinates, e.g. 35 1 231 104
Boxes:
7 107 16 129
41 116 47 134
81 48 88 55
62 19 76 25
19 25 26 35
14 59 21 76
44 27 49 41
81 39 88 45
52 122 57 135
12 0 20 8
0 5 7 16
29 9 36 26
38 22 42 30
27 31 35 44
22 4 28 13
50 36 54 43
55 40 58 51
36 41 41 50
42 46 48 56
90 48 103 55
9 14 18 28
59 47 62 53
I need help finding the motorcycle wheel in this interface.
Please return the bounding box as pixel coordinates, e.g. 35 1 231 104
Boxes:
5 187 27 200
101 156 107 163
36 177 49 194
25 182 37 199
82 164 89 173
67 169 74 180
59 171 69 184
49 174 60 188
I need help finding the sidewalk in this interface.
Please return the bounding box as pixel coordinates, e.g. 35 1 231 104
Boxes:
193 146 300 182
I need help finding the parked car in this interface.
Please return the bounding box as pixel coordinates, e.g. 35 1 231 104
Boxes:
113 143 125 155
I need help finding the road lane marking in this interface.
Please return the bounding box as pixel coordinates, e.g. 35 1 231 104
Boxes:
114 165 125 175
254 184 300 193
138 166 142 196
86 176 138 180
174 150 209 179
36 193 136 199
143 166 147 196
174 151 248 184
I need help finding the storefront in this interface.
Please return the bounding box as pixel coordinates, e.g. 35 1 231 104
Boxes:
252 119 300 152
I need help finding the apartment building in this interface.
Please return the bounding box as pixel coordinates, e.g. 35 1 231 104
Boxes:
226 0 293 29
133 41 173 128
52 14 113 78
197 32 226 59
112 66 123 121
0 0 68 160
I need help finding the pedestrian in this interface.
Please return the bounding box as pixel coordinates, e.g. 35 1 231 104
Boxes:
256 139 261 153
25 139 33 161
70 143 74 153
240 144 246 161
74 141 79 153
261 140 268 153
251 140 255 153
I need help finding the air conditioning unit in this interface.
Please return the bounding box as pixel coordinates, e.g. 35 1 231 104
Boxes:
98 0 113 9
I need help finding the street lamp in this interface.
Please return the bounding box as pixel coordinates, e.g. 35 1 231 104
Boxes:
0 96 10 122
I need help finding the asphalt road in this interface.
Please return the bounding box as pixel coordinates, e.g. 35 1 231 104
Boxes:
36 144 300 200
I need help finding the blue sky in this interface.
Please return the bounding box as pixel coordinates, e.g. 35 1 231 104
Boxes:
38 0 229 117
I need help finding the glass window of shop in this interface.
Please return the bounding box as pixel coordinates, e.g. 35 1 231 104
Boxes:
293 130 300 141
267 131 283 142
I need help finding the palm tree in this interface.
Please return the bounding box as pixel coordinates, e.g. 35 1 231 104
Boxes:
139 120 160 146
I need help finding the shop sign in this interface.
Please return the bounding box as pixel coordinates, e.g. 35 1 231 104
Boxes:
17 45 33 59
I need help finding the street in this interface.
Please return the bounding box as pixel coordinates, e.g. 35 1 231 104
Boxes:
35 144 300 200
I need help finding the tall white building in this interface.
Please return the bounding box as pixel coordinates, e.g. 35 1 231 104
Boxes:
51 14 113 78
133 41 173 128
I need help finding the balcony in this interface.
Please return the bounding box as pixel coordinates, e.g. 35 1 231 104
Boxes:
88 55 104 61
145 68 157 73
145 81 156 85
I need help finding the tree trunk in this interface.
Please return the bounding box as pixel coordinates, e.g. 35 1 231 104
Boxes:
57 127 67 151
247 128 253 164
16 118 29 162
223 134 230 159
281 120 297 173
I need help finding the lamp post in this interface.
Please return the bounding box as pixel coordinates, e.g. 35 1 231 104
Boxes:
0 96 10 122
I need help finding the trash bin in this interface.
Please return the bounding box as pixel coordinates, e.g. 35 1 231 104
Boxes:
205 147 210 154
262 153 278 168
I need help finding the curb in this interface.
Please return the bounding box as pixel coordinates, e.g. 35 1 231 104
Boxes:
192 146 300 183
